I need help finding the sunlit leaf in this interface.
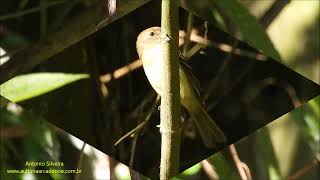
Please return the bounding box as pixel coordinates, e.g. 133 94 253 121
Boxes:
208 0 282 62
259 128 283 179
115 163 130 180
182 163 201 176
173 162 201 179
0 73 89 103
291 99 320 160
309 96 320 117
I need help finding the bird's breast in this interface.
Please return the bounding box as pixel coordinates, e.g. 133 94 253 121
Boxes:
141 46 163 94
141 46 195 106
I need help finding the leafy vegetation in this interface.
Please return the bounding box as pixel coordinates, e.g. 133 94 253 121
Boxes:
0 0 318 179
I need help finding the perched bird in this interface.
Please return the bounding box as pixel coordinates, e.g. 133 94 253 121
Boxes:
136 27 226 148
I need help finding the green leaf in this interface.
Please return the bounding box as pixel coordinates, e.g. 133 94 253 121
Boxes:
209 153 239 180
0 73 89 102
309 96 320 117
209 0 282 62
182 163 201 176
258 128 282 179
291 99 320 160
174 163 201 179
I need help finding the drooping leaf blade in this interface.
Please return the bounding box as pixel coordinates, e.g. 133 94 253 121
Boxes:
209 0 282 62
0 73 89 103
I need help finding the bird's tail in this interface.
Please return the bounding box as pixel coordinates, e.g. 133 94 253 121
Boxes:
189 104 226 148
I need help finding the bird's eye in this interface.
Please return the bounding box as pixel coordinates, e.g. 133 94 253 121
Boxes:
149 32 155 36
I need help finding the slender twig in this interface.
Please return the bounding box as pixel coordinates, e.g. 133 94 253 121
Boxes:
242 78 301 108
112 111 147 145
259 0 291 28
128 95 160 166
129 134 139 168
114 96 159 146
184 43 204 60
100 60 142 83
50 0 81 32
229 144 251 180
180 31 268 61
74 142 86 180
287 160 319 180
204 39 238 101
40 0 48 38
127 96 160 180
201 160 220 180
108 157 116 180
129 168 141 180
183 13 193 56
129 92 156 118
241 161 252 180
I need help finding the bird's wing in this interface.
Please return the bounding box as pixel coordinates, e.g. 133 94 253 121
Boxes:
179 54 205 105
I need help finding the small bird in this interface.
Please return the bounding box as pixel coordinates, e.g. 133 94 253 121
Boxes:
136 27 226 148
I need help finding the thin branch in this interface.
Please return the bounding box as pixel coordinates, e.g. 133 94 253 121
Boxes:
204 39 238 101
100 59 143 83
40 0 48 38
242 78 301 108
74 142 86 180
182 13 193 56
85 38 112 151
259 0 291 28
179 30 268 61
201 160 220 180
241 161 252 180
129 168 143 180
287 160 319 180
114 96 160 146
108 157 116 180
229 144 251 180
129 134 139 168
49 0 80 32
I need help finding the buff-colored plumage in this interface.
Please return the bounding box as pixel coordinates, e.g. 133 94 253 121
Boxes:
136 27 226 147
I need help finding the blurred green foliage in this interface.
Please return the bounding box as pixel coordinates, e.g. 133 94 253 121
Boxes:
0 0 318 179
0 107 64 180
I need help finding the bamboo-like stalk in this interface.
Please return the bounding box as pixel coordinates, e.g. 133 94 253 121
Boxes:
159 0 180 179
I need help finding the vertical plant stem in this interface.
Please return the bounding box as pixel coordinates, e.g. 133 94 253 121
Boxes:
183 12 193 56
74 142 86 180
40 0 48 38
159 0 180 179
